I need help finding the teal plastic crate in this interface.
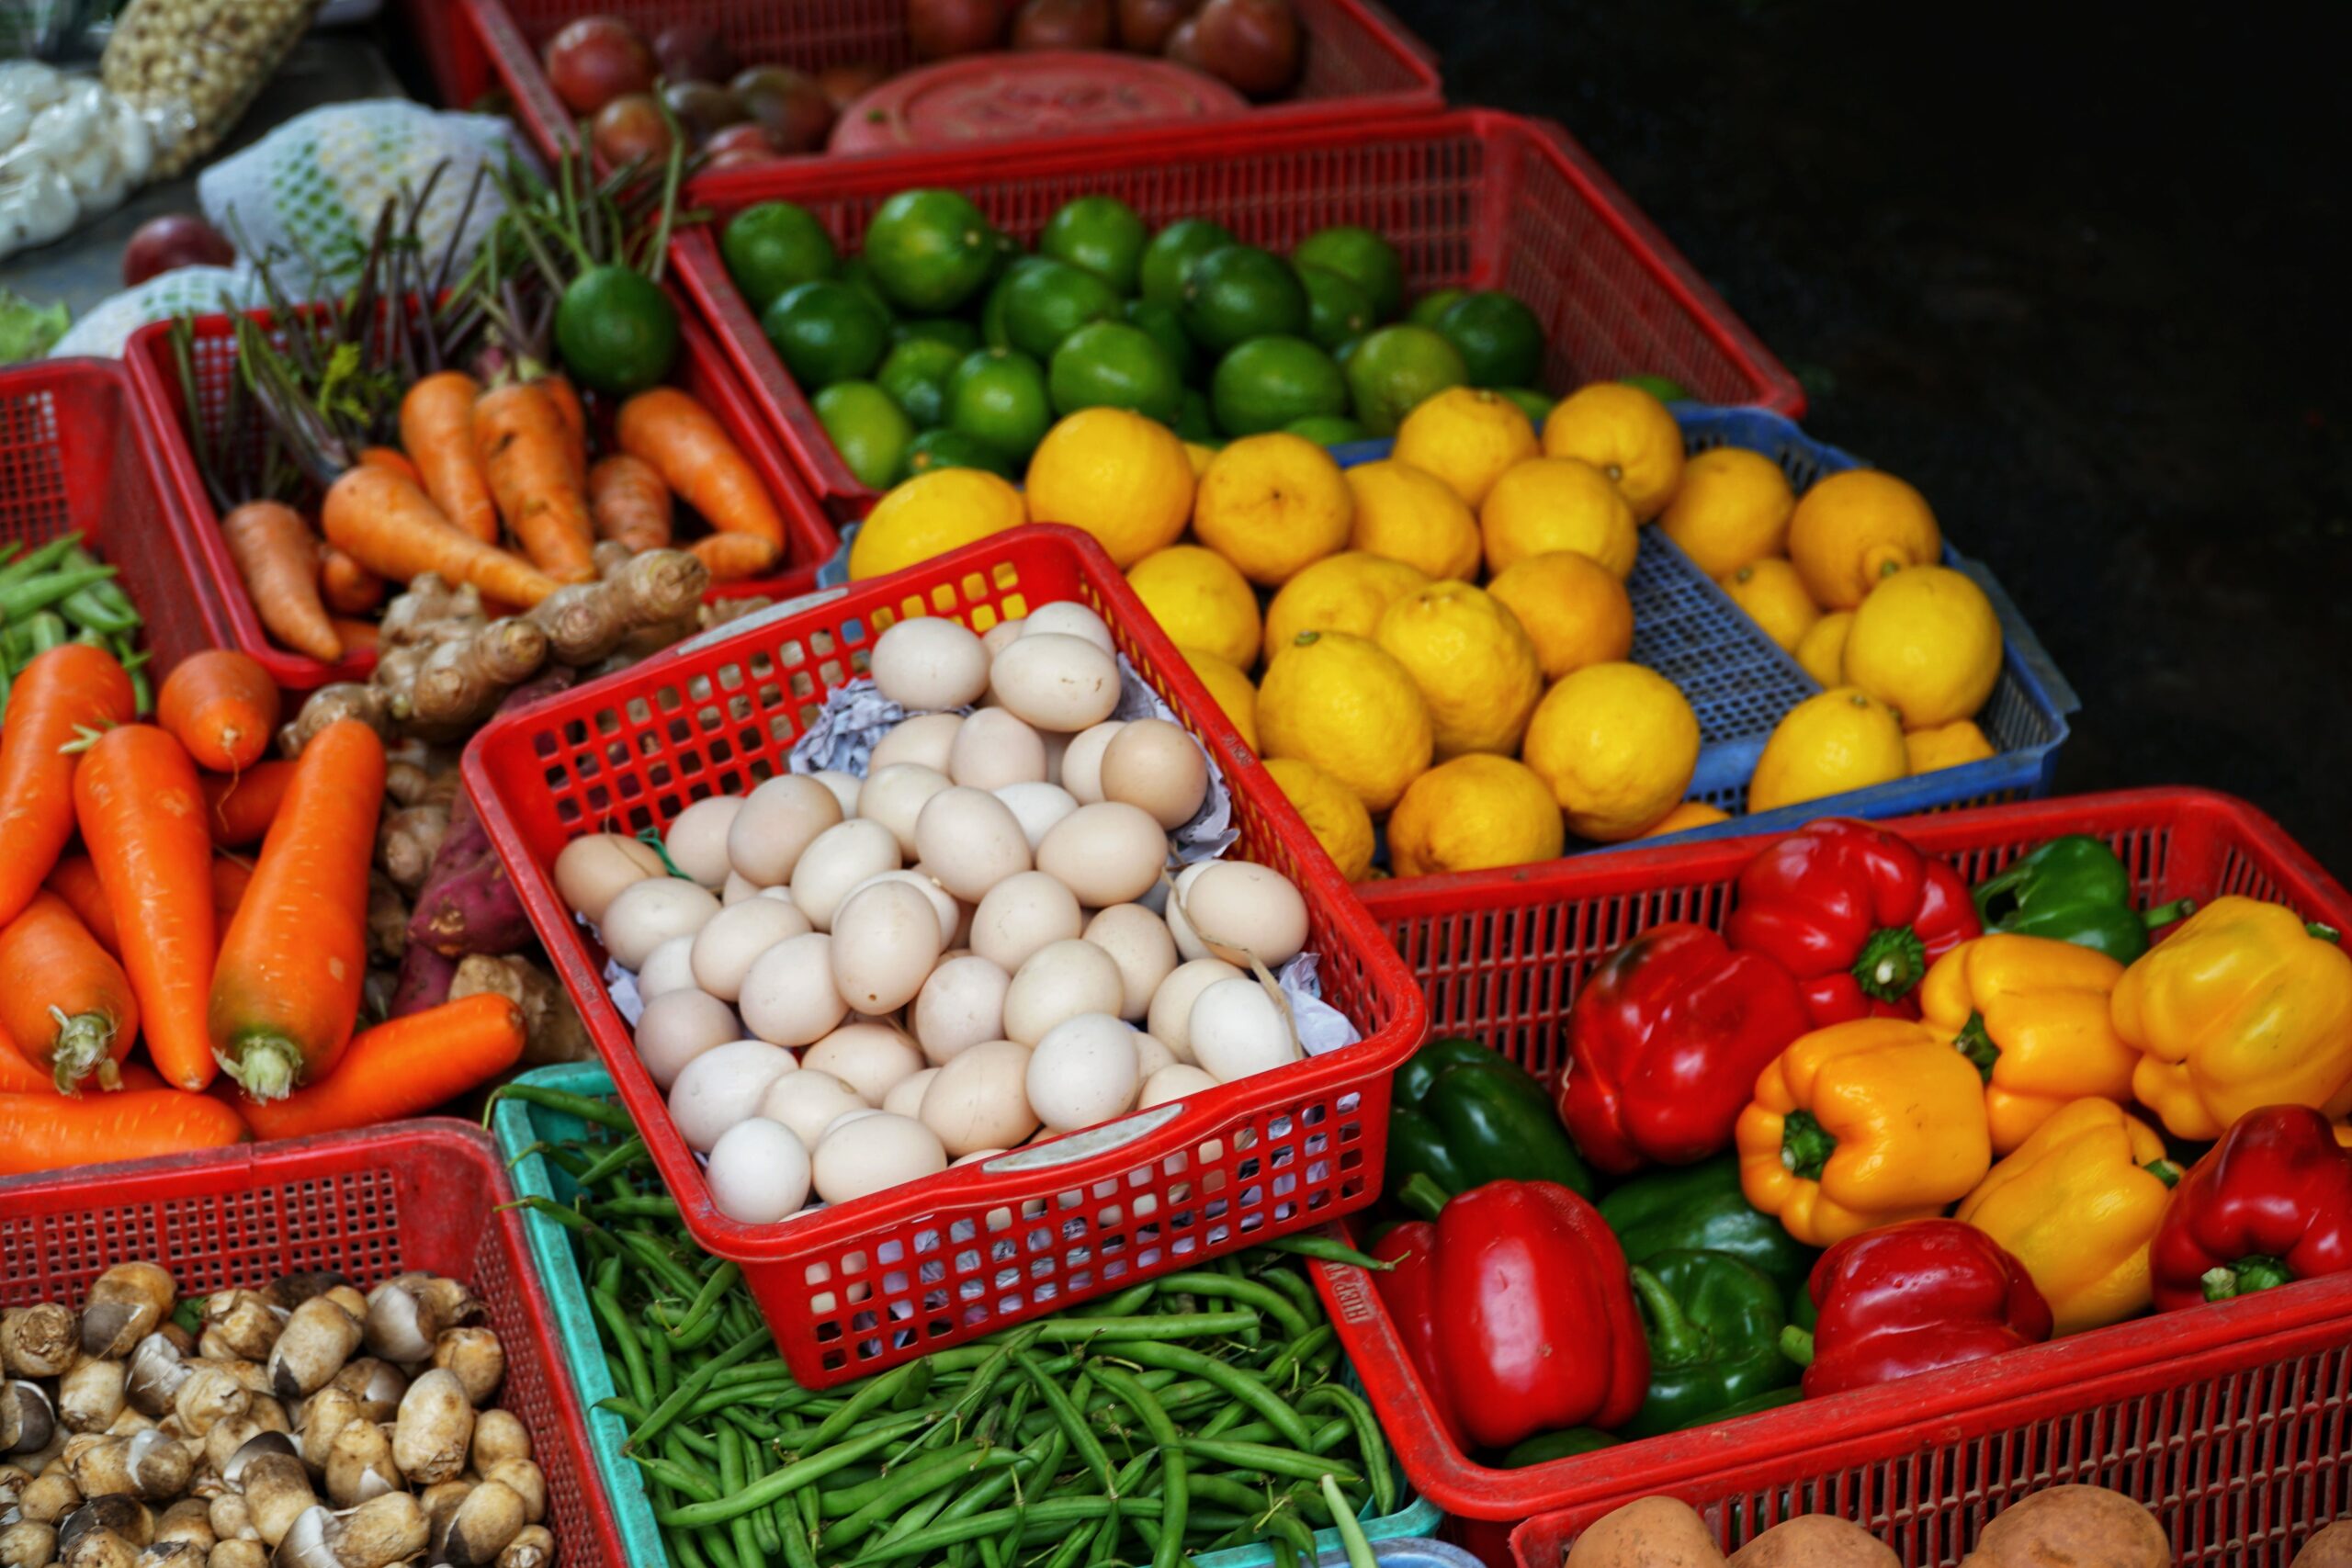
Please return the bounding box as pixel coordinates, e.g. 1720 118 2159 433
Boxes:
492 1064 1442 1568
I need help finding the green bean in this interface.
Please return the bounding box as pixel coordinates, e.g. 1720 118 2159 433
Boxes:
1257 1235 1395 1271
1150 1271 1307 1337
1018 1312 1257 1343
1254 1261 1324 1319
59 585 137 636
718 1424 760 1568
1108 1340 1317 1450
820 1438 986 1517
589 1193 683 1219
841 1498 1160 1565
1302 1384 1393 1517
24 613 66 657
656 1414 929 1528
1071 1283 1156 1317
619 1229 708 1299
0 564 117 621
774 1491 820 1568
1013 1352 1114 1495
1094 1365 1186 1568
1176 1438 1358 1485
592 1287 655 1408
630 1453 720 1503
628 1325 776 1450
665 1261 744 1348
489 1081 637 1132
671 1522 711 1568
820 1447 1020 1550
695 1526 741 1568
1271 1538 1299 1568
1322 1473 1379 1568
799 1361 933 1453
0 536 77 587
1259 1324 1336 1391
571 1134 649 1190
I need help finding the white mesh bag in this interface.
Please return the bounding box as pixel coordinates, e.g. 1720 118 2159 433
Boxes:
48 264 261 358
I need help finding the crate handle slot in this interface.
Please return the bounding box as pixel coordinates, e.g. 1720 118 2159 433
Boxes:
982 1105 1186 1172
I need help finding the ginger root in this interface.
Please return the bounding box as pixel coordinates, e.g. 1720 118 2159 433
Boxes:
450 954 594 1067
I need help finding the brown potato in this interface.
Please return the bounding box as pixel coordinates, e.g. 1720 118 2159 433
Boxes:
1565 1496 1728 1568
1729 1515 1898 1566
2292 1521 2352 1568
1958 1485 2170 1568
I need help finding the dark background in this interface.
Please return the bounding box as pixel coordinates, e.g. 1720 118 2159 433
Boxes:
1386 0 2352 874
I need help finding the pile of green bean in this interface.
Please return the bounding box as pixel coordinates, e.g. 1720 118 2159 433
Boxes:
499 1083 1397 1568
0 534 149 718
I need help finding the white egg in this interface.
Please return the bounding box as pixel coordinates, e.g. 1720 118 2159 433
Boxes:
1164 863 1212 962
804 1022 926 1104
690 897 815 1002
994 782 1080 850
1100 719 1211 830
1025 1014 1142 1132
969 872 1083 975
601 878 722 970
949 709 1048 791
840 869 959 946
919 1040 1039 1156
1138 1064 1219 1110
868 712 964 774
913 956 1012 1066
913 788 1033 902
638 934 700 1002
1145 958 1244 1065
728 774 843 886
739 932 848 1046
663 796 742 887
555 834 666 922
1039 729 1071 788
871 617 989 711
707 1119 812 1224
813 1114 948 1203
1187 978 1303 1085
1021 601 1115 654
823 1109 886 1140
634 990 742 1089
951 1149 1008 1168
883 1068 940 1120
980 618 1026 657
1132 1032 1177 1080
855 764 953 858
1035 803 1168 908
1003 939 1126 1046
1057 721 1126 805
1175 861 1310 968
989 634 1121 733
1082 904 1179 1020
789 819 903 930
721 870 762 906
669 1041 798 1152
811 770 863 817
830 882 944 1014
758 1069 869 1150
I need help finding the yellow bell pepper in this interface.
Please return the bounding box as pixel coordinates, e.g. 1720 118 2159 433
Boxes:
1917 933 2137 1154
2110 897 2352 1140
1736 1017 1992 1247
1954 1098 2179 1335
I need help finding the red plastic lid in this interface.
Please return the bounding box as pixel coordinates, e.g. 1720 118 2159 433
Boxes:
829 50 1249 153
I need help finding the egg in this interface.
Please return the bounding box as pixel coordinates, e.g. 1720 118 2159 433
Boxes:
830 882 944 1013
804 1021 926 1104
663 796 743 887
823 1109 885 1140
1146 957 1244 1065
638 934 700 1001
813 1114 948 1203
1099 719 1210 830
1138 1064 1219 1109
727 775 843 886
883 1067 940 1119
707 1119 812 1224
1164 862 1211 961
949 709 1048 791
669 1041 798 1152
913 955 1012 1066
952 1149 1008 1168
811 770 863 816
872 616 990 711
721 870 761 906
555 834 667 922
989 634 1121 732
969 872 1083 974
1025 1014 1142 1132
856 763 952 857
689 897 815 1003
839 869 958 946
1036 803 1168 908
1003 939 1125 1046
758 1069 869 1149
601 877 722 969
980 618 1025 657
1057 721 1125 805
633 990 741 1089
1132 1032 1177 1081
994 782 1080 850
1175 861 1310 968
919 1040 1039 1156
913 787 1033 901
789 818 903 929
1082 904 1179 1020
738 932 848 1046
868 711 964 774
1187 977 1302 1084
1021 601 1116 654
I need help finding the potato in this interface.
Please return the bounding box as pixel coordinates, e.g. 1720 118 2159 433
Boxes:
1566 1496 1727 1568
2294 1522 2352 1568
1957 1485 2170 1568
1728 1516 1896 1567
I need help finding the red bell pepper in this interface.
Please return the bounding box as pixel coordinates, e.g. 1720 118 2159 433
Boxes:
2149 1104 2352 1311
1784 1218 2052 1397
1560 921 1813 1173
1368 1222 1468 1450
1725 818 1981 1025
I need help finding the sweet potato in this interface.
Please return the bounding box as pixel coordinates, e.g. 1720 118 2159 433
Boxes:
2294 1522 2352 1568
390 943 459 1019
1729 1516 1897 1567
404 672 573 958
1566 1497 1727 1568
1958 1485 2170 1568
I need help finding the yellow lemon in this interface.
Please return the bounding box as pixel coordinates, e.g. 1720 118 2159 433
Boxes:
1388 755 1566 878
1905 718 1996 774
1642 800 1732 838
1480 457 1639 579
1192 433 1353 586
1257 630 1433 813
1843 564 2003 728
1541 381 1685 522
849 467 1026 581
1658 446 1795 575
1344 459 1481 581
1263 551 1429 655
1787 469 1942 609
1521 663 1700 841
1794 610 1853 687
1182 441 1218 478
1126 545 1261 670
1179 646 1259 752
1747 686 1908 813
1023 407 1194 568
1487 551 1636 681
1261 756 1375 882
1717 558 1820 653
1375 581 1545 759
1393 387 1541 508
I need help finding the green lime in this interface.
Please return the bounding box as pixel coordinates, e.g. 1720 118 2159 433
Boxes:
1405 288 1467 329
814 381 914 491
1210 335 1347 437
892 317 980 354
1048 321 1184 423
986 225 1025 278
1498 387 1555 428
1332 334 1363 368
1039 196 1148 297
555 265 680 396
1291 226 1404 323
761 279 891 389
876 337 966 429
1343 323 1469 436
721 202 837 313
1283 414 1368 445
946 347 1053 466
1123 299 1195 381
1001 259 1123 362
1138 218 1238 309
899 427 1014 482
1175 388 1216 444
980 256 1053 350
1181 246 1307 355
1622 373 1692 402
1437 290 1545 388
863 189 997 314
1298 264 1374 353
838 256 898 324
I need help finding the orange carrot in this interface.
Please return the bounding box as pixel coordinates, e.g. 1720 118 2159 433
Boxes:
332 617 382 653
357 446 422 487
223 500 344 661
158 650 280 774
400 370 499 543
319 544 386 615
0 1089 246 1175
232 994 526 1141
322 466 560 608
589 453 673 551
617 388 787 546
0 893 138 1094
201 761 295 847
542 372 590 484
0 1034 162 1095
0 644 137 930
474 382 597 584
45 855 120 957
690 533 782 581
209 719 385 1100
211 856 252 926
75 726 220 1093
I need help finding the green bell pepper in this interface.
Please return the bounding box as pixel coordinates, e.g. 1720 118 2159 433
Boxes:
1598 1154 1816 1297
1499 1427 1617 1467
1972 833 2195 964
1386 1036 1593 1218
1618 1248 1800 1438
1671 1385 1803 1429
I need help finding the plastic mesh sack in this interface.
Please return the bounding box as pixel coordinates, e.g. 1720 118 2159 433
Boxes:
100 0 322 178
48 265 260 359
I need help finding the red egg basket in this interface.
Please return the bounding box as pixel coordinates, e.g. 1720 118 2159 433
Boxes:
461 523 1429 1387
0 1122 628 1568
671 107 1806 520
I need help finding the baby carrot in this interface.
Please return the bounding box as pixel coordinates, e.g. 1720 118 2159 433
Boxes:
223 500 343 661
200 760 296 847
542 372 590 484
474 381 597 584
0 643 136 929
589 454 673 551
689 533 781 581
322 466 560 608
617 388 786 546
232 993 526 1141
0 892 138 1094
158 650 280 773
400 370 499 543
318 544 387 615
356 446 423 488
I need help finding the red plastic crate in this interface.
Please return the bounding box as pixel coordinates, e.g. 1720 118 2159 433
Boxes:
0 1122 628 1568
123 307 837 691
672 107 1806 520
1314 789 2352 1566
0 358 228 671
461 523 1429 1386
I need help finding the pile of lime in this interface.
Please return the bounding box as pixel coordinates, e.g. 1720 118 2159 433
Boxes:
718 190 1558 491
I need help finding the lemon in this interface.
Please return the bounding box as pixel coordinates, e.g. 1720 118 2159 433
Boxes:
1794 610 1852 687
1179 646 1259 752
1487 551 1635 681
1376 581 1545 758
849 467 1026 580
1747 686 1908 812
1521 663 1700 841
1023 407 1193 568
1182 441 1217 478
1258 630 1433 813
1126 545 1261 670
1642 800 1732 838
1261 756 1375 881
1393 387 1541 508
1717 558 1819 653
1541 381 1685 522
1906 718 1996 774
1658 446 1794 575
1480 457 1639 579
1343 459 1481 581
1192 433 1354 586
1787 469 1942 608
1388 754 1566 877
1842 564 2003 728
1264 551 1429 654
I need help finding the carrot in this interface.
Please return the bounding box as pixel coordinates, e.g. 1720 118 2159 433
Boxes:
0 1089 246 1175
45 855 120 956
76 726 220 1092
400 370 499 544
589 453 673 551
0 1036 162 1095
690 532 782 581
211 856 252 926
201 761 296 847
357 446 422 487
0 893 139 1094
158 650 281 774
223 500 344 662
232 993 526 1141
319 544 386 615
618 388 787 546
542 372 590 485
473 382 597 584
332 617 382 653
209 719 385 1100
0 644 136 929
322 466 560 608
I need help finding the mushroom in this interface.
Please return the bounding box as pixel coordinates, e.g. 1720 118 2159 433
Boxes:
57 1364 126 1437
3 1383 56 1455
3 1308 81 1380
321 1427 398 1512
318 1370 400 1431
354 1286 437 1371
80 1269 175 1362
386 1376 468 1489
492 1524 552 1568
265 1307 359 1404
196 1301 282 1368
425 1334 502 1409
124 1341 189 1420
430 1482 522 1568
271 1495 425 1568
